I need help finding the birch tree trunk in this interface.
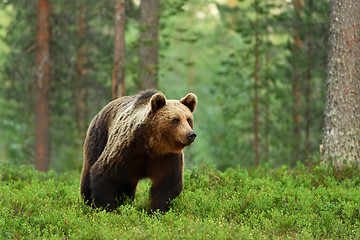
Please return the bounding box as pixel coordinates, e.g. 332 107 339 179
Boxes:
322 0 360 168
35 0 51 171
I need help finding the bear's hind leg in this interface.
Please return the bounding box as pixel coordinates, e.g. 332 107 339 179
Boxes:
90 177 117 211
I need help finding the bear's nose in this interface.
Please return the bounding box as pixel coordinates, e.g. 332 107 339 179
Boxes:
187 132 197 143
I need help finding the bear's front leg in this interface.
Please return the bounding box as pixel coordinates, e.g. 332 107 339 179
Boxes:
149 155 183 213
150 178 183 213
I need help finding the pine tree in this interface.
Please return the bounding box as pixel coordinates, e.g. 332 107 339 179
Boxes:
112 0 126 99
322 0 360 167
139 0 159 90
35 0 51 171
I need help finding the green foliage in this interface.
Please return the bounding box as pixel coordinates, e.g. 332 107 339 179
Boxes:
1 163 360 239
0 0 330 170
213 0 329 168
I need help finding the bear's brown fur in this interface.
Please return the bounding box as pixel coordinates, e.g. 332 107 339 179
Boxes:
80 89 197 212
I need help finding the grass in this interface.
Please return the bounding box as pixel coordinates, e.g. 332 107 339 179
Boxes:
1 162 360 239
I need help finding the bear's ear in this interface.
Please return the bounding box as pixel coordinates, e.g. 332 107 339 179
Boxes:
150 93 166 112
180 93 197 113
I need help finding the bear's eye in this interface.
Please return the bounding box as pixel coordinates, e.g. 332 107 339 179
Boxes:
172 118 180 125
187 118 192 125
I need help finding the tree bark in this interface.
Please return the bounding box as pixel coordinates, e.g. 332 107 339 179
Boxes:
35 0 51 172
139 0 159 90
322 0 360 167
264 3 271 163
292 0 303 160
305 0 313 163
112 0 126 99
76 2 88 141
253 0 260 167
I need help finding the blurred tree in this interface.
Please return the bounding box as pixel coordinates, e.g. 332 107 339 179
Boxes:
112 0 126 99
35 0 51 171
263 1 271 162
253 0 260 167
291 0 303 160
213 0 329 168
305 0 313 162
322 0 360 168
0 0 330 170
139 0 159 90
75 1 88 142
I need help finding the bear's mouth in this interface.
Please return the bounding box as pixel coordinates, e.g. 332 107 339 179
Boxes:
184 140 194 146
181 138 196 147
176 141 191 150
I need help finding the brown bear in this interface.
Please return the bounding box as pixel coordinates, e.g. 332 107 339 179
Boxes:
80 89 197 212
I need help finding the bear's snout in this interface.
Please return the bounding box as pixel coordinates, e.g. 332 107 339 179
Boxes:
186 131 197 143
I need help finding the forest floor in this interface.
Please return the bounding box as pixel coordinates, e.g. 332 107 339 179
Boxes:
1 163 360 239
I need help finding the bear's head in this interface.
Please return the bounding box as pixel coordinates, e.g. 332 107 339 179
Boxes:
147 92 197 155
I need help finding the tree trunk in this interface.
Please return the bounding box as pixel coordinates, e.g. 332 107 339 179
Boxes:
253 0 260 167
305 0 313 163
139 0 159 90
322 0 360 168
264 3 270 163
35 0 51 172
292 0 303 160
112 0 126 99
76 2 88 142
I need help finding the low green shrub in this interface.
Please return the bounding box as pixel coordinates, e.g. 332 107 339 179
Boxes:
1 163 360 239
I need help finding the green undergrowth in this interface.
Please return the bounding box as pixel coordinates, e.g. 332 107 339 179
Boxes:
1 163 360 239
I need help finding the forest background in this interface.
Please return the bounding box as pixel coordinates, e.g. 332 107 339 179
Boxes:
0 0 329 172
